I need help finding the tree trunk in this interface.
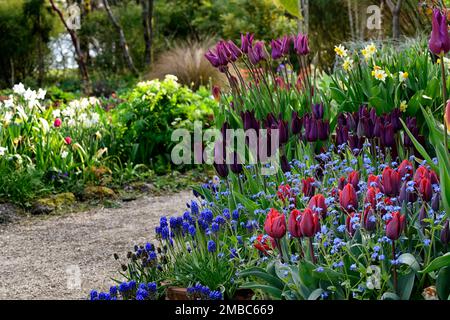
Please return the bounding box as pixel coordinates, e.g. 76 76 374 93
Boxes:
347 0 355 40
142 0 154 67
49 0 91 94
103 0 138 75
386 0 403 40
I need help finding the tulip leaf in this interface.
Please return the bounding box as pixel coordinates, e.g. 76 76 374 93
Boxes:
398 253 420 272
381 292 400 300
420 253 450 274
397 270 416 300
240 282 283 300
436 266 450 300
239 267 285 289
307 288 324 300
273 0 301 18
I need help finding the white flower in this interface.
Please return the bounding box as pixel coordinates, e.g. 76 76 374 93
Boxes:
3 112 13 124
23 88 37 102
165 74 178 82
37 88 46 100
399 71 409 82
0 146 7 156
52 109 61 118
334 45 348 58
61 151 69 159
68 118 76 127
3 97 14 109
13 83 26 95
342 58 353 71
90 112 100 124
62 107 75 118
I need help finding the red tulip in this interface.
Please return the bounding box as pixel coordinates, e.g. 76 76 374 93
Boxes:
397 160 413 179
382 167 401 197
302 177 315 197
64 136 72 145
367 174 381 189
414 166 430 186
430 170 439 185
363 207 376 232
339 183 358 213
308 194 327 218
299 208 320 237
264 208 286 239
348 171 360 191
418 178 433 202
338 177 347 190
288 209 302 238
346 212 360 237
386 212 406 240
365 187 380 209
277 184 291 203
253 234 275 254
53 118 62 128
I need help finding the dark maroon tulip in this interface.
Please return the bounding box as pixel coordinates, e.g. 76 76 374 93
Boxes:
302 177 316 197
318 120 330 141
390 108 402 131
348 134 364 155
363 207 376 232
335 125 349 146
414 166 430 186
338 177 347 190
346 213 359 237
419 205 428 227
299 208 320 237
312 103 324 119
380 123 395 147
288 209 302 238
339 183 358 213
230 152 243 175
348 171 360 191
441 220 450 245
382 167 401 197
430 170 440 185
373 117 382 137
265 113 277 128
432 193 440 211
429 9 450 56
291 111 303 135
213 162 228 178
365 187 380 208
418 178 433 202
308 194 327 218
277 119 289 145
240 33 254 53
386 212 406 241
337 114 347 126
305 117 318 142
399 180 417 204
264 208 286 239
398 159 413 179
293 33 309 55
280 155 290 173
404 117 419 148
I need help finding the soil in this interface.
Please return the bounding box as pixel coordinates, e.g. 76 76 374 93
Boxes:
0 191 192 300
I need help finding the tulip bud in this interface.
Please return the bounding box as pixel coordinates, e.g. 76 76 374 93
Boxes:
419 205 428 227
280 155 290 173
230 152 243 175
64 136 72 145
339 183 358 213
382 167 401 197
386 212 406 241
299 208 320 238
399 180 417 204
365 187 380 209
338 177 347 191
308 194 327 218
291 111 303 135
398 160 413 180
240 33 254 54
293 33 309 56
302 177 316 198
348 171 360 191
418 178 433 202
253 234 274 254
414 166 430 186
432 193 440 212
363 207 376 232
346 213 359 237
288 209 302 238
441 220 450 246
264 208 286 239
367 174 381 189
54 118 62 128
312 104 324 119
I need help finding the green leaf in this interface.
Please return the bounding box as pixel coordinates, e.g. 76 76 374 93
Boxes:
273 0 301 18
420 253 450 274
436 266 450 300
307 288 324 300
240 282 283 299
397 271 416 300
381 292 400 300
239 267 285 289
398 253 420 272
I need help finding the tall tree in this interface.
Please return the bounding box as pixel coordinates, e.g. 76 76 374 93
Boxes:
385 0 403 40
49 0 91 93
102 0 138 75
141 0 154 67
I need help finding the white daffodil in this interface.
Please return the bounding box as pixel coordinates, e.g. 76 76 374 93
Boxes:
61 150 69 159
334 44 348 58
0 146 7 156
399 71 409 82
36 88 46 100
13 83 26 95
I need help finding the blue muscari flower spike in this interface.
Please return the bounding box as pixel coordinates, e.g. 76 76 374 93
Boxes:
148 282 157 292
211 222 220 233
209 291 222 300
160 217 168 227
109 286 117 296
232 209 239 219
223 208 230 219
188 225 196 237
201 209 214 223
190 200 199 215
90 290 98 300
118 282 129 292
145 242 153 252
207 240 216 253
148 251 157 260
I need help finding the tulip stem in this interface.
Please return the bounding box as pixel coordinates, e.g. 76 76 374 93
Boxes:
440 53 449 152
309 237 316 264
392 241 398 294
298 238 304 259
276 239 284 263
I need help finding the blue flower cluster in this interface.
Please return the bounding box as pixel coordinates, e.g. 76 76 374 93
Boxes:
90 281 157 300
186 283 223 300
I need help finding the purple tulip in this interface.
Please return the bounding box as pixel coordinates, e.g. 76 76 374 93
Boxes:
248 41 267 65
429 9 450 56
230 152 243 174
227 40 242 61
312 103 324 119
291 111 303 135
335 125 349 146
294 33 309 55
280 154 290 173
317 119 330 141
270 39 283 60
205 49 220 68
277 119 289 145
280 35 291 55
241 33 254 54
419 205 428 227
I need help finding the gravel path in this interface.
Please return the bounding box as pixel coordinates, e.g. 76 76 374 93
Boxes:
0 191 192 300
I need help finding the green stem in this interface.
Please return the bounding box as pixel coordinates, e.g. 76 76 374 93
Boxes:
309 237 316 264
392 241 398 294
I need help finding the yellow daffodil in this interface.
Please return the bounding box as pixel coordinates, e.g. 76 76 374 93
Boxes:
400 100 408 112
361 43 377 60
373 68 387 82
343 58 353 71
334 45 348 58
399 71 409 82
